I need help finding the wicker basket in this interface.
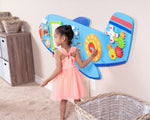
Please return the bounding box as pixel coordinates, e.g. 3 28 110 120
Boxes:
0 16 11 32
0 12 11 17
0 12 12 32
0 16 19 33
75 92 150 120
2 19 22 33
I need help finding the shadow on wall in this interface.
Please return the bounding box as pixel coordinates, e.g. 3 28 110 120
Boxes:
22 21 43 78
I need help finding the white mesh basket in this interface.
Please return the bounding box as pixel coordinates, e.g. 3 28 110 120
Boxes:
74 92 150 120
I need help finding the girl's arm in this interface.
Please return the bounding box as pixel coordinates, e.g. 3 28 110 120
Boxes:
75 48 97 68
41 50 62 87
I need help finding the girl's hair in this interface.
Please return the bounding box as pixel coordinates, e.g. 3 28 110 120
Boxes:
55 25 74 46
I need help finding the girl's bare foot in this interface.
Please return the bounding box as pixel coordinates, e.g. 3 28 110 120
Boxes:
74 99 81 104
60 118 65 120
60 116 65 120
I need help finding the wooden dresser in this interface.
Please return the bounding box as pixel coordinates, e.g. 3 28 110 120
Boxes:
0 32 35 86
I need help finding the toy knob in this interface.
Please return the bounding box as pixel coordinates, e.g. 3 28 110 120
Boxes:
107 44 112 50
75 31 78 35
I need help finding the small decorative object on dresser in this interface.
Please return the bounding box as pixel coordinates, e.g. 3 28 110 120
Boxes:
0 32 35 86
0 11 22 33
2 19 23 33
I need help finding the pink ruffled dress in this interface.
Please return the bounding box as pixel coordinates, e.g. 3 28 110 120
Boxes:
50 46 86 101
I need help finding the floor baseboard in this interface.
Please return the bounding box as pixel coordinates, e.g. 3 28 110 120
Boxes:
35 74 53 91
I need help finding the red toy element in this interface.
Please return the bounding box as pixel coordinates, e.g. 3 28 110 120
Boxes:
88 42 95 53
115 46 123 58
111 15 132 29
43 29 47 34
43 25 49 36
39 25 43 39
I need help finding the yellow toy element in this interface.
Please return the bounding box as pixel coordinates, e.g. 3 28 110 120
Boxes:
85 34 102 62
114 36 118 41
120 31 126 39
45 39 50 48
107 44 116 60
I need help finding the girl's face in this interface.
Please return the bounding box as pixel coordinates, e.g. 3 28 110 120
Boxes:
54 30 65 47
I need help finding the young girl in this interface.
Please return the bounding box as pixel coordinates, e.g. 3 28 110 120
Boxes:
40 25 97 120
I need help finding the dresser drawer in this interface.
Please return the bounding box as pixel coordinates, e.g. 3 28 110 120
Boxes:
0 58 4 78
3 59 11 84
0 37 8 61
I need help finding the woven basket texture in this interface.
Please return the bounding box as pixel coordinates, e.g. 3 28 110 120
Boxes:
75 92 150 120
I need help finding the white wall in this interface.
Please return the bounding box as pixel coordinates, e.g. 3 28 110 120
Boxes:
0 0 150 102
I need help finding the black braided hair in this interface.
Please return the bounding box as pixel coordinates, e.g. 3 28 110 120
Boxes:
55 25 74 46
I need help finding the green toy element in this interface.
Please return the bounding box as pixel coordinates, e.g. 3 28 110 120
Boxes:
49 21 62 52
116 37 125 49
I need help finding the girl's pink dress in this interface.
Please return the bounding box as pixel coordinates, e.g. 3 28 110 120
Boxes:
50 46 86 101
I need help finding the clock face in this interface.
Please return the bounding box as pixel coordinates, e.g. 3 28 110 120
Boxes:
84 34 102 62
45 39 50 48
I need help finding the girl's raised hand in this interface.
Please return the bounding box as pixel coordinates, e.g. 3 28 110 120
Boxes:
40 80 49 87
91 49 97 58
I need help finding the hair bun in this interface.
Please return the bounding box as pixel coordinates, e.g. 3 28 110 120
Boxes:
67 25 72 29
55 25 74 46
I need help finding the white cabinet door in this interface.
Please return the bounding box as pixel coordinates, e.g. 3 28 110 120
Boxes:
3 59 11 84
0 37 8 61
0 58 4 78
0 37 2 57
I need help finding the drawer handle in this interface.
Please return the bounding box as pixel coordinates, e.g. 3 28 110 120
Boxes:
9 21 18 25
4 63 6 65
2 40 4 42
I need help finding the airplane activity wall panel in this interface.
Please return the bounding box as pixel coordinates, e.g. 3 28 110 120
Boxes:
39 12 134 79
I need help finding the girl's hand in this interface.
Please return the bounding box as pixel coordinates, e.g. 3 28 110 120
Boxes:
40 80 49 87
91 49 97 58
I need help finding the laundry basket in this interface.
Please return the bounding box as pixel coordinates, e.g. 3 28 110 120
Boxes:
74 92 150 120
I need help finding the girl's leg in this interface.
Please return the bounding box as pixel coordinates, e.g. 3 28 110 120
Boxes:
60 99 67 120
74 98 81 104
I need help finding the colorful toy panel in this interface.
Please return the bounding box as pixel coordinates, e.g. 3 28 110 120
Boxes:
39 12 134 79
